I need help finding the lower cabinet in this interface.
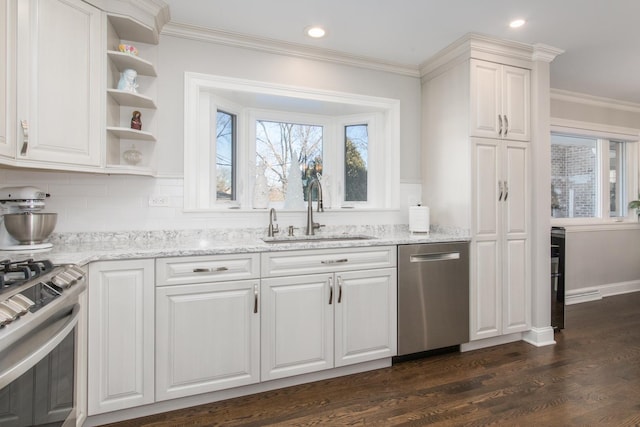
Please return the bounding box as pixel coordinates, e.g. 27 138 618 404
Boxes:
260 246 397 382
87 259 155 415
85 247 397 415
155 279 261 401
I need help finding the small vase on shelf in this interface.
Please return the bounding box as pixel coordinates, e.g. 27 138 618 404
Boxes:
123 145 142 165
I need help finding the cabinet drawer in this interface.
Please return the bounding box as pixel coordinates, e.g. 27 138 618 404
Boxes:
156 253 260 286
261 246 396 277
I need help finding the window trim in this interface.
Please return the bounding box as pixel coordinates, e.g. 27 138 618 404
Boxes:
550 118 639 226
184 72 400 212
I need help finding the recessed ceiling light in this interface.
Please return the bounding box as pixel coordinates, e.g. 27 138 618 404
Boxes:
509 19 526 28
305 26 326 38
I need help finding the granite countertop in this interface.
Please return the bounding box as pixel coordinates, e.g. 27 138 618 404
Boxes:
0 225 470 266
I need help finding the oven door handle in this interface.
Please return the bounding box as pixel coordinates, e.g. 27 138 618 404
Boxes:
0 303 80 389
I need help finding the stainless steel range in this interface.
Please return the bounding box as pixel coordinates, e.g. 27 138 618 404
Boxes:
0 257 86 427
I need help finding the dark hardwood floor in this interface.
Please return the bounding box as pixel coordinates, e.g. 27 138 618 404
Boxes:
105 292 640 426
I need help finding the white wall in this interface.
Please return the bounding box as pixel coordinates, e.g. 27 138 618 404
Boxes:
551 91 640 298
0 33 423 233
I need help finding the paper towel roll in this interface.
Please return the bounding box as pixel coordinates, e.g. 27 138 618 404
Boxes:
409 206 430 233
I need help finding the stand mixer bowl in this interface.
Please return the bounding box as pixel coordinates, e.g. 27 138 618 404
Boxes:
3 212 57 245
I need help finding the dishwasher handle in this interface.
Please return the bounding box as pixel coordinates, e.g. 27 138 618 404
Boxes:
409 252 460 262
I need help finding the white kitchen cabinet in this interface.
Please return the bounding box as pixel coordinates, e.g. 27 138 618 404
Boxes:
0 1 15 160
471 138 530 340
155 254 261 401
470 59 530 142
260 247 397 381
87 259 155 415
12 0 102 168
261 273 334 380
104 13 159 175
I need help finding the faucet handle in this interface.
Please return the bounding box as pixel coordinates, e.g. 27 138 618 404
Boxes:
288 225 297 236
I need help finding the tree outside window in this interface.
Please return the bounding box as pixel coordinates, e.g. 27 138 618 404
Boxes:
256 120 323 201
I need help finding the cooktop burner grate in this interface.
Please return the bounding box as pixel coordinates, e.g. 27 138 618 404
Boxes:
0 258 55 288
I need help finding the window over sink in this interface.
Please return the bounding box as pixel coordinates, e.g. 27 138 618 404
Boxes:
183 73 399 211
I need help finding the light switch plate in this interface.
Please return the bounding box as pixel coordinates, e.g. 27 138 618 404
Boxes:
149 195 170 207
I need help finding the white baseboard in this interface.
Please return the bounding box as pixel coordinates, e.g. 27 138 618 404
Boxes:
522 327 556 347
460 333 522 352
566 280 640 305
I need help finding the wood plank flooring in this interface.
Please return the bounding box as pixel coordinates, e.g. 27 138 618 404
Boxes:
105 292 640 426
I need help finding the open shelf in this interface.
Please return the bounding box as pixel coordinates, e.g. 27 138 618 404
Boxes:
107 50 157 76
107 127 156 141
107 89 156 109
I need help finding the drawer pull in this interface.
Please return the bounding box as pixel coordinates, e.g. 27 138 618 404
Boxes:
192 266 229 273
321 258 348 265
337 276 343 303
410 253 460 262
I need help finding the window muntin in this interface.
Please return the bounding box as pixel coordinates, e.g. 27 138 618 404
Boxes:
344 124 368 202
255 120 323 202
215 110 236 201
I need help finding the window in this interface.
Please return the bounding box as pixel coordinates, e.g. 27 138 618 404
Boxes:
255 120 323 202
184 73 400 211
215 110 236 201
551 130 635 220
344 124 368 202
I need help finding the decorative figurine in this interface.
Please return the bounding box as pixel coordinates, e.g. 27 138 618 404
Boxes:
131 111 142 130
117 68 138 93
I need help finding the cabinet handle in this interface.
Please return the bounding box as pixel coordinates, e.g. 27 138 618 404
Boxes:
253 284 258 314
328 277 333 305
503 115 509 136
410 252 461 262
498 180 504 201
498 115 503 136
321 258 348 264
337 276 343 303
504 181 509 201
20 120 29 156
192 266 229 273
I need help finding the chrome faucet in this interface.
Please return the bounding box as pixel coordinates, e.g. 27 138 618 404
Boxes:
305 178 324 235
268 208 279 237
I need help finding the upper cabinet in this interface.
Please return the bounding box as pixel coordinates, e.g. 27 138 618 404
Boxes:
0 1 15 159
4 0 103 170
0 0 168 174
104 13 159 175
470 59 530 141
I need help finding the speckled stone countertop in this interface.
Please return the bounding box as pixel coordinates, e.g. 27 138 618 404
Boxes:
0 225 470 266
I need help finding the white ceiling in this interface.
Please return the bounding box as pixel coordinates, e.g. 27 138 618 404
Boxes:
164 0 640 104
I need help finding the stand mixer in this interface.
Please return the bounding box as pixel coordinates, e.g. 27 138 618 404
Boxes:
0 186 55 251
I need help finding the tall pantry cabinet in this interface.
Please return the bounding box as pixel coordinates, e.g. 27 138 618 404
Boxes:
421 34 533 343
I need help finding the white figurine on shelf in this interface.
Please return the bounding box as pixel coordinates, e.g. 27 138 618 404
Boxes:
117 68 138 93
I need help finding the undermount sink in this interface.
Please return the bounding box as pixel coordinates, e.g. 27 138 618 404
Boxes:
262 235 376 244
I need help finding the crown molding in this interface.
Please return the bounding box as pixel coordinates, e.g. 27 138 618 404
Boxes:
532 43 564 63
85 0 170 39
551 88 640 113
161 22 420 78
419 32 537 78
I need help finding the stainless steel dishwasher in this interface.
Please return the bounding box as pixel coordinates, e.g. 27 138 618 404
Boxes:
397 242 469 356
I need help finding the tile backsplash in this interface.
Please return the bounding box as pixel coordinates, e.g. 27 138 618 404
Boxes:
1 169 422 233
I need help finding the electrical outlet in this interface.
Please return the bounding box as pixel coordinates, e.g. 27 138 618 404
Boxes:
148 195 170 207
